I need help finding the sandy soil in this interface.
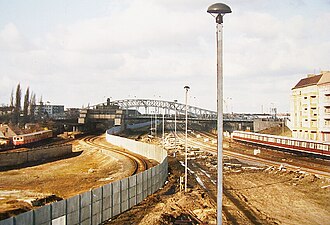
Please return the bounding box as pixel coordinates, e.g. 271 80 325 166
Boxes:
0 135 135 220
1 132 329 224
224 169 330 225
104 134 330 225
105 157 218 225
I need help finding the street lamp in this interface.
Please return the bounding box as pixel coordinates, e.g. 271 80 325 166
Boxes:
207 3 231 224
150 110 153 136
184 85 190 193
155 107 157 137
162 108 165 147
174 100 178 152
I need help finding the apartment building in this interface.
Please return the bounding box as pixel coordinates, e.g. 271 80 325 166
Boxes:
291 71 330 141
34 104 65 118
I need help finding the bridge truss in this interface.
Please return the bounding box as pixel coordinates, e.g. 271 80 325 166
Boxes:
96 99 217 120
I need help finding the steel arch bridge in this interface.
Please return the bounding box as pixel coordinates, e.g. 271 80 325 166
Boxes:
95 99 217 120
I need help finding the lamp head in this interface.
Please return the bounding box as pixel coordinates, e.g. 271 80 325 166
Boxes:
184 86 190 90
207 3 232 24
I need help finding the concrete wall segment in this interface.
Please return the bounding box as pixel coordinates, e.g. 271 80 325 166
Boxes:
80 191 91 208
112 180 120 193
34 204 51 225
51 200 66 219
66 195 79 213
0 145 72 167
92 187 102 202
102 183 112 197
80 205 91 222
0 218 14 225
14 211 33 225
1 132 167 225
66 210 79 225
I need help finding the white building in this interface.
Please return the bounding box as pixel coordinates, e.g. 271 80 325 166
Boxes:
34 104 65 118
291 71 330 141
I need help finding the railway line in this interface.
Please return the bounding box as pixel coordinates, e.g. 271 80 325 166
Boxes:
177 131 330 178
81 135 153 175
172 130 330 224
174 132 270 224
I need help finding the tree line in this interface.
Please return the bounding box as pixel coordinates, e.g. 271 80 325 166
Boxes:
8 83 43 125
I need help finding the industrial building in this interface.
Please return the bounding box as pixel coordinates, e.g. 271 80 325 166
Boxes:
291 71 330 141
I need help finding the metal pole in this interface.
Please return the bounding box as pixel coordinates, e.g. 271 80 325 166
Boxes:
174 100 177 151
162 108 165 146
150 111 153 135
184 86 190 192
207 4 231 224
155 108 157 137
216 20 223 224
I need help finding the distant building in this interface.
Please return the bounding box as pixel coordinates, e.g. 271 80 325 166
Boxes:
0 124 17 138
291 71 330 141
0 106 14 116
34 104 65 118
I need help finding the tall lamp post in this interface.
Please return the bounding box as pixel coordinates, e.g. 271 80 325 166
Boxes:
162 108 165 146
155 107 157 137
207 3 231 224
174 100 178 151
184 86 190 192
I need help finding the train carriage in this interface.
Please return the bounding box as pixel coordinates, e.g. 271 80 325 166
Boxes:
13 130 53 146
232 131 330 158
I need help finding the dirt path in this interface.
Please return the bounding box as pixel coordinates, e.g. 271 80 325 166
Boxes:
0 135 134 220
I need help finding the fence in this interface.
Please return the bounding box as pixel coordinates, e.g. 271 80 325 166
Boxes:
0 145 72 167
0 132 168 225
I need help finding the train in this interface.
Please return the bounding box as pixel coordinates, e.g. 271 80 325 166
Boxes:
12 130 53 146
232 131 330 158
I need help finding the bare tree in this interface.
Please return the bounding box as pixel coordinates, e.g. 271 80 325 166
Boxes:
23 87 30 123
13 83 22 124
10 88 14 107
29 92 36 121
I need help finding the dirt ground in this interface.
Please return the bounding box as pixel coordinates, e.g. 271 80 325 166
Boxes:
0 133 329 224
105 156 218 225
104 134 330 225
224 169 330 225
0 135 135 220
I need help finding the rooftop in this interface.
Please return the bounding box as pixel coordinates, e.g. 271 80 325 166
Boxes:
292 74 322 89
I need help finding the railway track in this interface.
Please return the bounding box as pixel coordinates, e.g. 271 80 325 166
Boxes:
82 135 151 175
180 131 330 178
170 130 330 224
174 132 269 224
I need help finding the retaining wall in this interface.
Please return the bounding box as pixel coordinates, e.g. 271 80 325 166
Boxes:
0 132 168 225
0 145 73 167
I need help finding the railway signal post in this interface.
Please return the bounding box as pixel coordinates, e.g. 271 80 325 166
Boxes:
207 3 232 224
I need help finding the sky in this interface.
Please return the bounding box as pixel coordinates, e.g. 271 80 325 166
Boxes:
0 0 329 113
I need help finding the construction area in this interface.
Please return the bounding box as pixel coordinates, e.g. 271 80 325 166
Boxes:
0 130 329 224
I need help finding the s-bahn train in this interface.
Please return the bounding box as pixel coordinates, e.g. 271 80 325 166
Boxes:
12 130 53 146
232 131 330 158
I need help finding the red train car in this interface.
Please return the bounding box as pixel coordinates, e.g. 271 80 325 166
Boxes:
13 130 53 146
232 131 330 158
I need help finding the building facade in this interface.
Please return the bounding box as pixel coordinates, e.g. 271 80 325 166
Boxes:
291 71 330 141
34 104 65 118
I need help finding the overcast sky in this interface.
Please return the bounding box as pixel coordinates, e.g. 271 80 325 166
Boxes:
0 0 329 113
